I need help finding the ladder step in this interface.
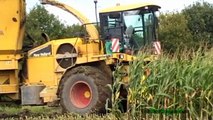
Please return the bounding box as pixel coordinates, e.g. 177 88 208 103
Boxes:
0 84 18 94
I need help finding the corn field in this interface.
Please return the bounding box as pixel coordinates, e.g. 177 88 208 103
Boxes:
1 49 212 120
111 49 213 120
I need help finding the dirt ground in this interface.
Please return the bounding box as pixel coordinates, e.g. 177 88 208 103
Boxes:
0 109 63 119
0 104 63 119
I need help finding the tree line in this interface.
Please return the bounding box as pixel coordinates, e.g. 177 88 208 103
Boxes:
25 2 213 53
159 2 213 53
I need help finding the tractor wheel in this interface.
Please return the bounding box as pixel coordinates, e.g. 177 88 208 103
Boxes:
59 66 112 114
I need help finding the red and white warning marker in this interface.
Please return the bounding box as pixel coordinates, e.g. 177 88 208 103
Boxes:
153 41 161 55
111 38 120 53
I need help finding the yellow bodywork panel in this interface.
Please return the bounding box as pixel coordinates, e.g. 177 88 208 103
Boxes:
79 43 100 56
27 56 56 86
0 84 18 94
0 0 25 97
0 54 22 70
40 86 58 103
100 3 160 13
0 0 25 52
0 59 19 70
27 38 90 85
0 70 19 99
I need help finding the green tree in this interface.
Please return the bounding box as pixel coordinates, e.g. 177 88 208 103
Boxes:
24 5 82 47
63 24 85 38
158 12 193 53
183 2 213 47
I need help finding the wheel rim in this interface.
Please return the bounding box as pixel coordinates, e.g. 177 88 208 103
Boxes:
70 81 92 108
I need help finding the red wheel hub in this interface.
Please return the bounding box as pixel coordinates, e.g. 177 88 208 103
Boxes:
70 81 92 108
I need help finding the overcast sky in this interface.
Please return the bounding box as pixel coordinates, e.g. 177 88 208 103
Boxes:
26 0 213 25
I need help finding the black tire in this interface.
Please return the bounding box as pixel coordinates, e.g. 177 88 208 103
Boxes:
59 66 112 114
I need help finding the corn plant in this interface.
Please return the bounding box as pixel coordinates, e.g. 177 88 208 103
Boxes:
114 47 213 120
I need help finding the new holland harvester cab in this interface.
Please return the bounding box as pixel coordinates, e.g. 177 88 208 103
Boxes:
0 0 160 114
100 3 161 55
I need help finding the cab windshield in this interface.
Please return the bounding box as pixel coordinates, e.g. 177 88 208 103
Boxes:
99 7 159 53
123 10 156 50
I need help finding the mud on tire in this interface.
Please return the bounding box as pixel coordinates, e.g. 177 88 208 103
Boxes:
59 66 112 114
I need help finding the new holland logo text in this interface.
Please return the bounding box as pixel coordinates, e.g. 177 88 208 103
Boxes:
33 52 51 57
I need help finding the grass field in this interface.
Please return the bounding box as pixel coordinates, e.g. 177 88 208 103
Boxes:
0 105 120 120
